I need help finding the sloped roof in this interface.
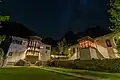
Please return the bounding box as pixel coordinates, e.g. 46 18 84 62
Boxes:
0 21 39 38
77 36 94 41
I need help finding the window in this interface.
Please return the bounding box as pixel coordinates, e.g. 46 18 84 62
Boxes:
73 48 75 53
19 41 22 45
16 40 19 44
29 41 32 46
12 39 22 45
12 40 15 43
77 48 79 52
106 39 112 47
46 51 47 54
9 52 13 56
46 47 50 50
22 41 26 45
36 42 40 49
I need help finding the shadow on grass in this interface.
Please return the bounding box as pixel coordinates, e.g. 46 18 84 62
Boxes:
42 66 120 80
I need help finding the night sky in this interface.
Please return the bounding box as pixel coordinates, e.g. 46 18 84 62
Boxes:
1 0 109 39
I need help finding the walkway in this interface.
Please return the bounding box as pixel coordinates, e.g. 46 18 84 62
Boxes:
39 67 101 80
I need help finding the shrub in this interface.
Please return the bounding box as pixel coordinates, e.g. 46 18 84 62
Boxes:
14 59 30 66
14 59 25 66
24 61 31 66
35 61 42 66
46 58 120 73
46 60 57 67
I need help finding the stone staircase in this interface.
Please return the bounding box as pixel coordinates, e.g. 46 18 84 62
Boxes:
6 62 15 66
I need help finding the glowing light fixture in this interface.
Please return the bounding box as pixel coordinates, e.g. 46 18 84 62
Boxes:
68 48 71 50
28 47 30 49
40 46 43 48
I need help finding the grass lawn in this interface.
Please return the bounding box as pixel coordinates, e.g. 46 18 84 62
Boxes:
0 67 84 80
42 66 120 80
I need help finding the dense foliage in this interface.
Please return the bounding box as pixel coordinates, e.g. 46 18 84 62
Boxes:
0 35 6 67
57 40 69 56
14 60 30 66
115 38 120 53
109 0 120 32
46 59 120 73
35 61 42 66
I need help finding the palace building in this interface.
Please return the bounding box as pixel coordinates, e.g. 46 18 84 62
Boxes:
0 21 51 65
68 34 119 60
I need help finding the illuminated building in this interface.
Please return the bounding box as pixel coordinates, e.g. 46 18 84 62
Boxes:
68 35 119 60
0 22 51 65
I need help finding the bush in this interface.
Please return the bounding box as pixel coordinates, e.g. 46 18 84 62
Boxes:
24 61 31 66
35 61 42 66
14 59 30 66
46 58 120 73
46 60 57 67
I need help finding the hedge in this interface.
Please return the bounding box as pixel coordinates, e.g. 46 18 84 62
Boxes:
46 59 120 73
14 59 31 66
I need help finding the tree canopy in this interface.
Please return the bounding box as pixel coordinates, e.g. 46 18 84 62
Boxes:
0 35 5 56
109 0 120 32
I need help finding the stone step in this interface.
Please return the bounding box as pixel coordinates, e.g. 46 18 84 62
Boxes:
6 62 15 66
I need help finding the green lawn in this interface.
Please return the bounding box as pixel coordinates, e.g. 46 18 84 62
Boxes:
42 66 120 80
0 67 84 80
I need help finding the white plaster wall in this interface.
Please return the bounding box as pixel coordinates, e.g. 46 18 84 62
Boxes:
80 48 91 60
89 47 98 59
7 36 28 62
68 52 77 60
68 44 78 60
95 35 116 58
96 45 109 58
39 43 51 61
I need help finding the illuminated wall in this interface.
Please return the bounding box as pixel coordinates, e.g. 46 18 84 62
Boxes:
79 40 96 48
7 36 28 62
26 38 51 61
28 40 42 49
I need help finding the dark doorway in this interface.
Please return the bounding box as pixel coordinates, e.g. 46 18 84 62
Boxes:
25 56 39 64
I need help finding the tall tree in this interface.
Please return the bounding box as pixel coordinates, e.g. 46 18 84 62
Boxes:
57 39 69 56
109 0 120 32
51 47 59 55
116 38 120 53
57 41 64 55
0 35 6 67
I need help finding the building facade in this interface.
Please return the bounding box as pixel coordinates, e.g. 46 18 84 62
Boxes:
0 22 51 65
68 34 119 60
7 36 28 62
6 36 51 64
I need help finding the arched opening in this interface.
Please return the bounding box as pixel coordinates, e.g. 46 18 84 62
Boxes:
25 50 40 64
